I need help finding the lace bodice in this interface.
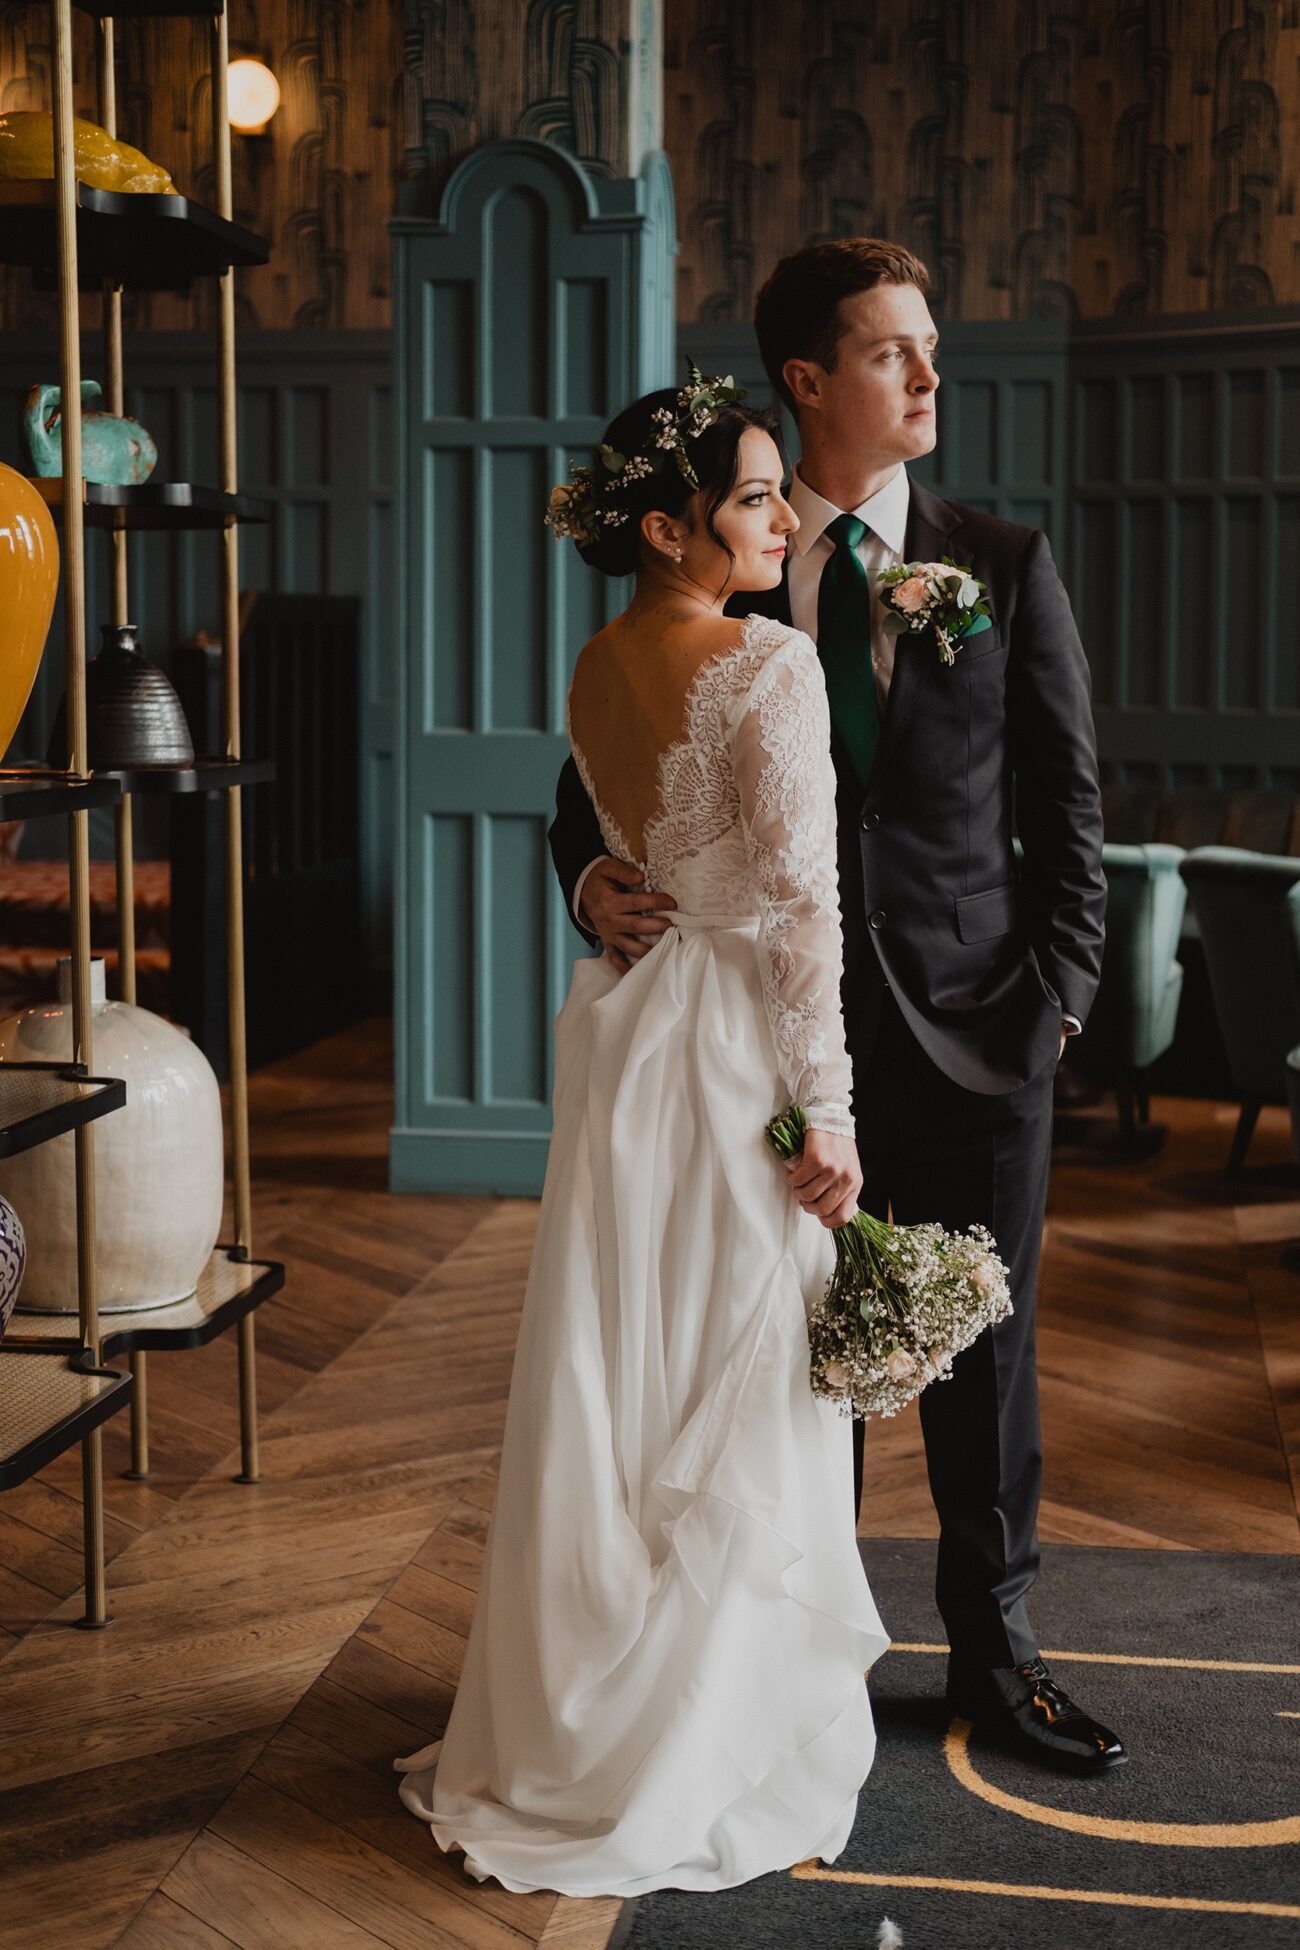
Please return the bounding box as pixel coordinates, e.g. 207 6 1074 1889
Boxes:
568 614 853 1136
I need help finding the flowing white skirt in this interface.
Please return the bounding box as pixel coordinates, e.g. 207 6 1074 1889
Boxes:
395 912 889 1896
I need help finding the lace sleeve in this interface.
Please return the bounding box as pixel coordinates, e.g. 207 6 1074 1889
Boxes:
729 633 854 1136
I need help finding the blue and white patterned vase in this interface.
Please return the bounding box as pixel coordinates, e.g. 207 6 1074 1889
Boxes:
0 1193 26 1342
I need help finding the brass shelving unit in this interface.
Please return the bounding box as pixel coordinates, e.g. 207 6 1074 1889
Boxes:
0 1052 131 1509
6 1247 285 1358
0 0 283 1622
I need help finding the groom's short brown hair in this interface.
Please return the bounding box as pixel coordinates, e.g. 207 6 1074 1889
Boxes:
754 239 931 418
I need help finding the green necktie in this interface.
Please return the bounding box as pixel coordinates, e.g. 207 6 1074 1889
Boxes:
816 511 881 794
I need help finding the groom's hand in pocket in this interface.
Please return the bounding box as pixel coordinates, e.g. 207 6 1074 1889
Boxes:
787 1131 863 1229
580 857 677 976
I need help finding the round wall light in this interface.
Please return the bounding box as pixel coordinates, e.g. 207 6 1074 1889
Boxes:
228 58 281 136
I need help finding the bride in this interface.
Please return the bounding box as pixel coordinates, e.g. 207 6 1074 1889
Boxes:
395 370 890 1896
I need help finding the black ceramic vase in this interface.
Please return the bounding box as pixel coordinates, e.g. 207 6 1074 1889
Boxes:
47 622 195 770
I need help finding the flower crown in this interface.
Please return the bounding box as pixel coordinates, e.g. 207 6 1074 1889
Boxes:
545 361 748 547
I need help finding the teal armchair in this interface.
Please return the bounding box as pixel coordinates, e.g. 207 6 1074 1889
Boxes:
1178 849 1300 1173
1285 888 1300 1270
1070 844 1187 1143
1286 881 1300 1171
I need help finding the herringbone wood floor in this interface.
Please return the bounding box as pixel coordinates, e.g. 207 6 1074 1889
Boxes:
0 1017 1296 1949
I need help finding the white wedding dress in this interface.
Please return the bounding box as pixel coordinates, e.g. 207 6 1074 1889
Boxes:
396 614 889 1896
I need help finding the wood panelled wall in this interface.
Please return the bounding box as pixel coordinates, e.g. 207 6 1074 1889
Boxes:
688 309 1300 794
3 3 1294 332
389 140 676 1196
0 333 395 975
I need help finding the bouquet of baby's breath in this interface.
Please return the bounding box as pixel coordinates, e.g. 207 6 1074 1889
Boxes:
765 1106 1013 1420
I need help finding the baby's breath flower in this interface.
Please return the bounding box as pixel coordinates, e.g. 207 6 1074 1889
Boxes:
764 1104 1013 1420
875 555 994 667
545 361 747 545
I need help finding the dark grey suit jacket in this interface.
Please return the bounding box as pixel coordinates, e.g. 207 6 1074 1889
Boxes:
549 477 1106 1095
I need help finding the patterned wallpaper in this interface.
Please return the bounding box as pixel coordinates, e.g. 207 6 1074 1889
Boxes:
1073 0 1296 316
0 0 1294 329
0 0 406 330
400 0 662 195
664 0 1300 323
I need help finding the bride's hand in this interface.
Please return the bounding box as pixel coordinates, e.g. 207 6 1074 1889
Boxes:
785 1129 862 1229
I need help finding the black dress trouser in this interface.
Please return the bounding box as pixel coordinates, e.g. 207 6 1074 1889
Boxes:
849 987 1054 1669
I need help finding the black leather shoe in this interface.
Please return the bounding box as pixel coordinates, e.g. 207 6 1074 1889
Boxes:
946 1654 1128 1773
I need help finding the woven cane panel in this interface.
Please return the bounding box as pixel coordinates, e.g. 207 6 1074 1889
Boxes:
0 1069 102 1126
12 1250 261 1332
0 1351 117 1464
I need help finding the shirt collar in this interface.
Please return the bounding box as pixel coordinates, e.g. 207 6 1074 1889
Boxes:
788 461 910 558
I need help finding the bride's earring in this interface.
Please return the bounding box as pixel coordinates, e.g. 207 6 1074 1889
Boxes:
672 548 683 561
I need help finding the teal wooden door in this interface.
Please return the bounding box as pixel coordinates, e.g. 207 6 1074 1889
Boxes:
390 141 676 1193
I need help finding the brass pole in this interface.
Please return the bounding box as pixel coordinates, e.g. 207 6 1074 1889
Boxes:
53 0 107 1626
96 17 128 633
113 793 136 1006
96 13 147 1478
213 10 258 1483
96 17 135 1007
127 1340 148 1480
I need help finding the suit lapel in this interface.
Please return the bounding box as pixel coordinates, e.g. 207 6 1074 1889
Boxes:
739 480 964 799
865 477 963 794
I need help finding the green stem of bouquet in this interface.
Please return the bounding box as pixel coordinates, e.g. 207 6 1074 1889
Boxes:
765 1104 912 1328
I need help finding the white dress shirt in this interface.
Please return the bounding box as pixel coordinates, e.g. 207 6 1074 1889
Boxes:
785 459 911 713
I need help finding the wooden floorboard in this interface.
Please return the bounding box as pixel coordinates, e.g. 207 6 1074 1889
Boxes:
251 1726 551 1944
117 1893 242 1949
0 1017 1294 1949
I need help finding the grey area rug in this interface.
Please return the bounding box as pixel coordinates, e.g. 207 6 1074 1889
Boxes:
616 1541 1300 1949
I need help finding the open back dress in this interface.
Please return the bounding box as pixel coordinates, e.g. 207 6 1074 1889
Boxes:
395 612 888 1896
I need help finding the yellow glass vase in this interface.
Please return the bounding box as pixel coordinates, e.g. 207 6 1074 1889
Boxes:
0 463 59 763
0 111 177 194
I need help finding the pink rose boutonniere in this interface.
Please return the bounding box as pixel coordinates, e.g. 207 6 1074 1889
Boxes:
876 556 993 666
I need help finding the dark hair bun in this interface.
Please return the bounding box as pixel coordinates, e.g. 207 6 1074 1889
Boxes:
577 521 641 580
572 388 685 580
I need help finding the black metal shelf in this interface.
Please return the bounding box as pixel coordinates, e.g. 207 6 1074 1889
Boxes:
0 771 122 821
32 478 271 531
0 1062 126 1160
0 1345 132 1492
6 1247 285 1357
93 756 275 795
73 1 223 15
0 180 268 287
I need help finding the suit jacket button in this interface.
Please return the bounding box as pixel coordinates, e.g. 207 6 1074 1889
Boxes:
869 910 886 930
860 812 880 832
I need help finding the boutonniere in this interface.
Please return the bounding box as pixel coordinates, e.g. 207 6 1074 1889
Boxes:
875 557 993 666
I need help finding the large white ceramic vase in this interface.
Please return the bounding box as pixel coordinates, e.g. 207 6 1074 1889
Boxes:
0 956 224 1313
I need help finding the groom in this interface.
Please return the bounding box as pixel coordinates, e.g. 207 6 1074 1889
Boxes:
548 239 1120 1774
